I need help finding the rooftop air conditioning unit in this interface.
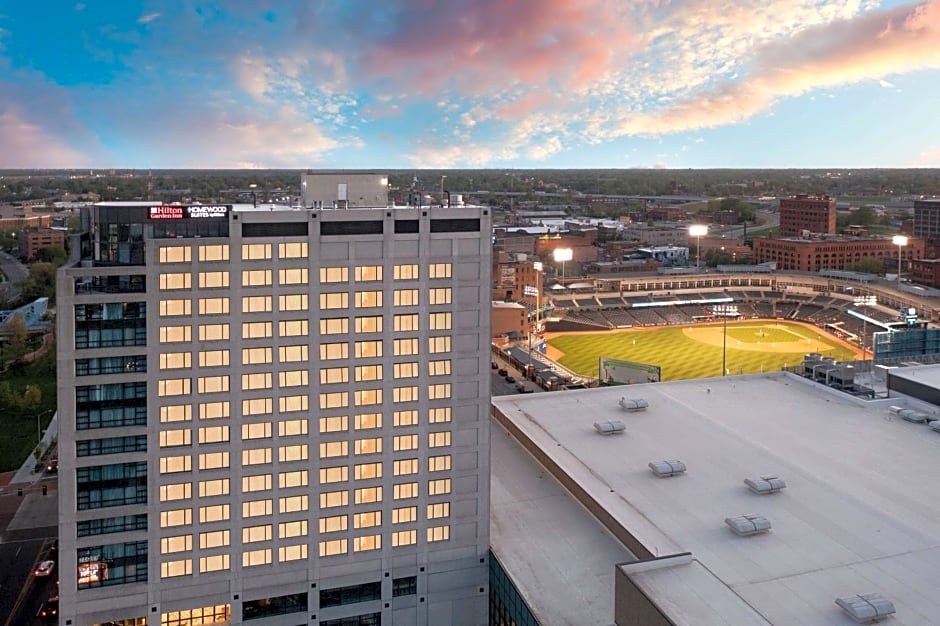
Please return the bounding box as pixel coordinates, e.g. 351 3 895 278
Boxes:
928 420 940 433
898 409 929 423
649 460 687 477
725 514 772 536
593 420 626 435
619 397 649 411
744 476 787 494
835 593 896 624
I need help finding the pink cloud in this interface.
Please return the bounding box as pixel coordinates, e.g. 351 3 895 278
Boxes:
617 0 940 136
360 0 636 95
494 91 554 120
0 109 91 168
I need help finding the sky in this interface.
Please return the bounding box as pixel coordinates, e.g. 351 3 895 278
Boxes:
0 0 939 170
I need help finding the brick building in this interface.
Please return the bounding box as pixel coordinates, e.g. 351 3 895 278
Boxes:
753 236 924 272
18 227 67 260
778 194 836 236
912 198 940 243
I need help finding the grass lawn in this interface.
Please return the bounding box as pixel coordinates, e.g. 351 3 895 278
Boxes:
0 345 57 472
547 320 859 381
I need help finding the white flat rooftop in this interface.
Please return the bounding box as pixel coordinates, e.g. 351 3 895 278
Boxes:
491 373 940 625
888 362 940 389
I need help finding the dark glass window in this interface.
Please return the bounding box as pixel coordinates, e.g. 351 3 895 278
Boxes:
242 592 308 621
75 318 147 349
77 436 147 457
74 274 146 294
241 222 308 238
77 541 147 589
430 218 480 232
320 613 381 626
77 382 147 403
489 550 539 626
77 405 147 430
77 462 147 510
320 221 383 236
76 355 147 376
394 220 419 234
392 576 417 597
320 581 381 608
77 515 148 537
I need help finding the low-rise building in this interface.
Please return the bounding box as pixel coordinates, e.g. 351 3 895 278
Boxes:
753 236 924 272
18 227 67 260
491 300 528 339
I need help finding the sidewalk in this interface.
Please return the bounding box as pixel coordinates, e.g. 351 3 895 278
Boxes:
9 412 57 485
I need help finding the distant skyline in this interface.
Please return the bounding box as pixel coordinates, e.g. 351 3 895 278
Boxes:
1 1 938 170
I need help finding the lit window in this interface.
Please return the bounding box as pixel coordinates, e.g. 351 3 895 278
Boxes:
242 548 272 568
197 375 229 394
354 487 383 504
198 350 229 368
279 444 309 462
241 295 272 313
319 466 348 484
199 554 230 573
279 294 308 311
279 495 309 513
199 401 230 420
394 338 419 356
429 312 452 330
319 267 348 283
429 263 452 278
241 243 272 260
355 265 383 281
354 389 383 407
241 499 273 518
279 370 309 387
393 410 418 427
355 365 383 382
279 418 309 436
392 506 417 524
394 435 418 451
198 271 229 289
394 313 419 332
427 502 450 519
320 317 349 335
279 345 308 363
240 423 270 441
200 530 231 550
318 416 347 434
160 508 192 528
355 340 383 358
160 429 192 447
160 325 191 343
355 316 383 332
198 244 228 261
355 462 382 480
159 482 192 502
319 441 349 459
279 268 308 285
279 470 308 488
279 395 309 413
198 478 229 497
429 383 452 400
279 520 308 538
393 386 419 403
428 478 452 495
242 347 273 364
354 511 381 529
242 524 272 543
199 297 229 315
160 405 192 423
199 504 230 523
393 459 418 476
242 448 272 466
319 515 347 533
393 482 418 500
278 544 308 562
319 343 349 361
319 539 347 557
429 431 451 448
159 378 191 397
242 474 273 493
199 324 229 342
428 455 451 472
160 559 192 579
393 264 418 280
242 372 273 391
159 455 192 474
355 291 382 308
198 451 229 470
393 362 418 379
428 336 451 354
429 288 452 305
319 292 349 310
354 412 382 430
160 352 192 370
393 529 417 547
160 299 191 317
278 242 308 258
241 269 272 287
427 525 451 542
319 491 349 509
320 367 349 385
393 289 419 306
160 246 191 263
319 391 348 409
160 273 191 290
429 407 452 423
241 321 272 339
354 437 382 455
279 320 309 337
241 397 272 416
428 360 451 376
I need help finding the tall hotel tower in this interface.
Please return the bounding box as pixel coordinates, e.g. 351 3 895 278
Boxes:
56 173 491 626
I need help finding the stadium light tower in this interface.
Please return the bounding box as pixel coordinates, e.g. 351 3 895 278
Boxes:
854 294 876 361
892 235 908 287
554 248 573 283
689 224 708 269
712 303 738 376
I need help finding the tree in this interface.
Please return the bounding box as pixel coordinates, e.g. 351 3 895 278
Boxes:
21 383 42 409
34 246 67 266
847 258 885 275
18 262 58 303
4 314 29 362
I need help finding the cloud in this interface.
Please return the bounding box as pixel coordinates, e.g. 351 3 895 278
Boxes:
137 13 161 25
614 0 940 136
0 108 93 168
879 79 896 88
915 148 940 166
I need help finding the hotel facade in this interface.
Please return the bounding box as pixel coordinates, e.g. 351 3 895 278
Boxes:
56 174 491 626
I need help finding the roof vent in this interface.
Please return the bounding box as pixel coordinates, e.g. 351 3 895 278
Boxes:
835 593 896 623
619 397 649 411
649 460 687 477
725 514 771 536
898 409 929 424
745 476 787 494
928 420 940 433
594 420 626 435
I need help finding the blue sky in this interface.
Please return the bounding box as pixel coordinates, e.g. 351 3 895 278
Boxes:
1 0 938 169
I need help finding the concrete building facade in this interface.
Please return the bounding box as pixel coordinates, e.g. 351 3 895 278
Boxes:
912 198 940 242
57 185 491 626
778 194 836 236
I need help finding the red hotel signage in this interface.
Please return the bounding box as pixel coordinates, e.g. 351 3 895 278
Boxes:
149 206 184 219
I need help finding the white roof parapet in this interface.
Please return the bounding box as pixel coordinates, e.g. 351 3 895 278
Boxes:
725 514 772 536
649 460 687 477
835 593 897 624
744 476 787 494
619 397 649 411
593 420 626 435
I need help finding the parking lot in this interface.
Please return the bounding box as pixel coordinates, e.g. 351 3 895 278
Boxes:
491 355 541 397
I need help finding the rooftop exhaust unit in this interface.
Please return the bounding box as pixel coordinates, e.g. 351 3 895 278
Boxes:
594 420 626 435
619 397 649 411
835 593 896 623
649 460 687 477
929 420 940 433
895 408 930 423
744 476 787 494
725 514 772 536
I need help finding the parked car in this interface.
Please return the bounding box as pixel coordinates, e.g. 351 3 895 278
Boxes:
491 361 498 369
504 375 516 383
34 560 55 577
515 383 534 393
46 459 58 474
497 368 508 376
38 596 59 620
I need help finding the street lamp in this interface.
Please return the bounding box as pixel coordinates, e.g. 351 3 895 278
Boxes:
892 235 908 287
689 224 708 269
854 295 876 361
553 248 573 284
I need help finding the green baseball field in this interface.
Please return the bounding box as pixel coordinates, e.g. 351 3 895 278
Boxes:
545 320 861 381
